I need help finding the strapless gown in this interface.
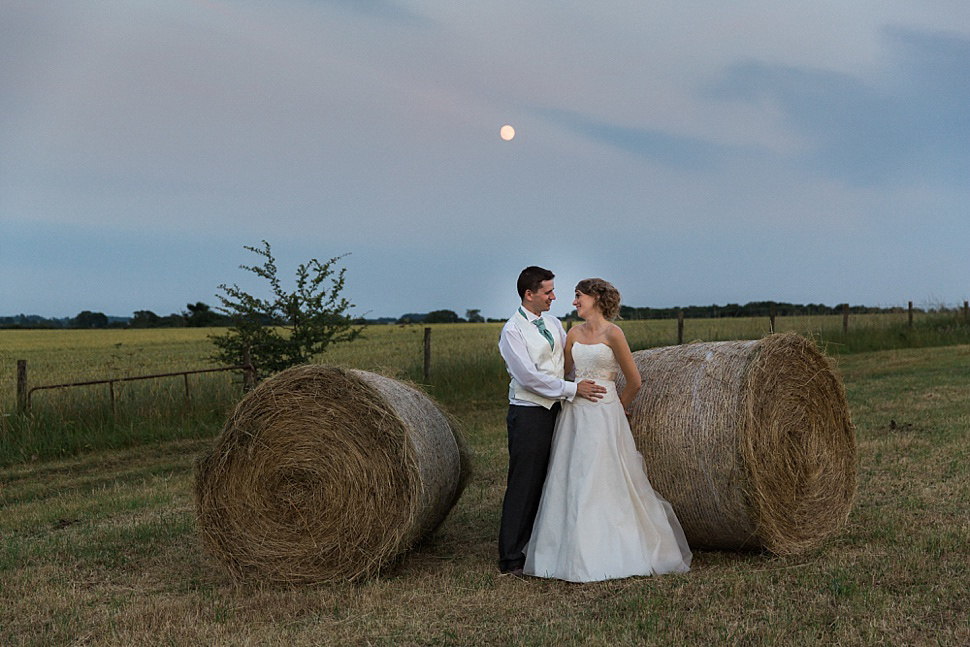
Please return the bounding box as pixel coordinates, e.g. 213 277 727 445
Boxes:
523 342 692 582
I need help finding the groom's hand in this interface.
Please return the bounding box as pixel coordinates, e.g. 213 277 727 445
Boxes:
576 380 607 401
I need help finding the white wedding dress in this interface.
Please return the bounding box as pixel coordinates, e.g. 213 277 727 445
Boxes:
524 342 692 582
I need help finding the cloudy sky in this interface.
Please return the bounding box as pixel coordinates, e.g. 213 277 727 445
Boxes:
2 1 968 321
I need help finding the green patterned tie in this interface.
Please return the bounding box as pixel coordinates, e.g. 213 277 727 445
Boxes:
521 308 555 350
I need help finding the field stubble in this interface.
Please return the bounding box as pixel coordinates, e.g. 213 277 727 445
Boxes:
0 316 968 644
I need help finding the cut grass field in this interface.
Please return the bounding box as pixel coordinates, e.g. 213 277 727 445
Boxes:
1 319 968 644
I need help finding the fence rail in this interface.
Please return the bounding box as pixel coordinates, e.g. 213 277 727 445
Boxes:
18 362 254 414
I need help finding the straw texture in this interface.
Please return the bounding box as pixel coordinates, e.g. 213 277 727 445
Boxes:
195 364 469 584
618 333 856 554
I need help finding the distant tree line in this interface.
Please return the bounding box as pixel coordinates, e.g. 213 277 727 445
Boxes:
0 300 935 330
0 302 231 329
610 301 909 321
392 309 487 325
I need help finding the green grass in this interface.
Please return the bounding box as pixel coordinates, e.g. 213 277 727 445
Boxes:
819 311 970 355
0 336 968 644
0 382 238 466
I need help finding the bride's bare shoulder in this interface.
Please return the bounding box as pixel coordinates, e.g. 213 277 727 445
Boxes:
605 322 627 341
566 322 587 340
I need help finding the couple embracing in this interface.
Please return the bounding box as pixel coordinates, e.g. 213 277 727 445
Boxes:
497 266 692 582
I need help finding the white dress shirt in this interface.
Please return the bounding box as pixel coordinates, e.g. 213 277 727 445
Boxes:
499 309 578 406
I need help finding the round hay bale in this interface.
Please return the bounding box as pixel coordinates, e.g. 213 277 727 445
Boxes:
195 364 470 584
618 332 856 554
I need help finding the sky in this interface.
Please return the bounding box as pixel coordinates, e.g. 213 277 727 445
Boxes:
2 1 969 321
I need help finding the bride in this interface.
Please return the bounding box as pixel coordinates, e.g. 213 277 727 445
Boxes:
523 278 692 582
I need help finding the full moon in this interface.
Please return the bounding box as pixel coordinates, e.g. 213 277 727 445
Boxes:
500 124 515 141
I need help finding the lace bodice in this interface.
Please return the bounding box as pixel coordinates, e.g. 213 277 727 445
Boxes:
572 342 619 381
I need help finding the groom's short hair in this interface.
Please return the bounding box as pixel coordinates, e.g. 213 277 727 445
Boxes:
517 266 555 299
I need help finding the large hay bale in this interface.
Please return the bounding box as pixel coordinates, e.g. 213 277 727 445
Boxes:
195 364 470 584
618 333 856 554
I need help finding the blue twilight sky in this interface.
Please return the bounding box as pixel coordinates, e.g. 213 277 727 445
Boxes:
2 1 968 321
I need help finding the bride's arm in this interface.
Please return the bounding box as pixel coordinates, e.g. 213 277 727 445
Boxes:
606 325 641 413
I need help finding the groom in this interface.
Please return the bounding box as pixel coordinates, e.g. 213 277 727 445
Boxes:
497 265 605 576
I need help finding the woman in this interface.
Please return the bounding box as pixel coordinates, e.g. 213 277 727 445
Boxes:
523 278 692 582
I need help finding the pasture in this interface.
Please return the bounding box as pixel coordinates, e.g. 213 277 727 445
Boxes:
1 315 968 645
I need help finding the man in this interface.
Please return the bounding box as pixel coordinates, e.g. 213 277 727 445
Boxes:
497 266 605 577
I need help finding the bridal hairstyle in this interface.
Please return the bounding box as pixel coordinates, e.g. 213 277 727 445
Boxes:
517 265 555 299
575 278 621 320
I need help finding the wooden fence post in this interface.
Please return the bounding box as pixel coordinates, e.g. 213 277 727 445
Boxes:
423 327 432 383
242 346 254 392
769 304 776 334
17 359 28 413
908 301 913 328
677 310 684 345
842 304 849 335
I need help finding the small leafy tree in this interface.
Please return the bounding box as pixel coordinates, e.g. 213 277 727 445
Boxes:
131 310 160 328
424 309 461 324
211 241 362 378
183 302 225 327
72 310 109 329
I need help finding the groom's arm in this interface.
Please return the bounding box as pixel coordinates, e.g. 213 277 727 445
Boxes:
499 324 579 401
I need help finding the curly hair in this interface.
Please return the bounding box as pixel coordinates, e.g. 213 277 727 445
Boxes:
575 278 621 320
